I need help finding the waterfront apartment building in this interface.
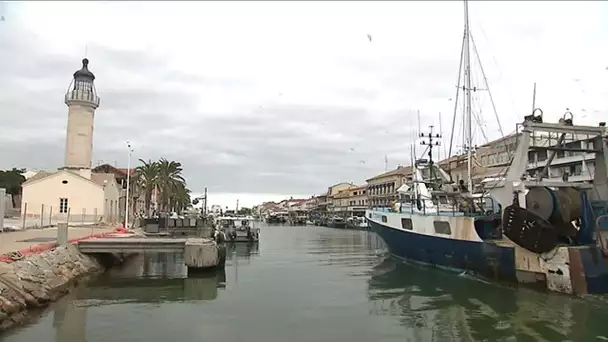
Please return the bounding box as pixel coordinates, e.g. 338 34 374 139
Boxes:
366 166 412 208
326 182 357 212
315 194 328 212
440 128 606 187
329 185 368 215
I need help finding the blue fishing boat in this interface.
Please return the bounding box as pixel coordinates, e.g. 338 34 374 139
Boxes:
367 1 608 295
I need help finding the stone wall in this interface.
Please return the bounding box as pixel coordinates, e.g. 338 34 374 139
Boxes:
0 244 115 331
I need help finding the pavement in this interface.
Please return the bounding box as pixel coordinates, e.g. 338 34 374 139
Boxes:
2 217 102 230
0 225 117 255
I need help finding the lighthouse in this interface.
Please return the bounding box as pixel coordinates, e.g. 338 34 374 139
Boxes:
63 58 100 179
20 58 122 226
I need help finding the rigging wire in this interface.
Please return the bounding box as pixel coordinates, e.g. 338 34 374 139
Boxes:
478 27 518 112
448 31 467 162
470 32 505 139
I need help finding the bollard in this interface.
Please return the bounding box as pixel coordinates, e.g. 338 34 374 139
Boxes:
0 188 5 232
22 203 27 230
40 204 44 228
49 206 52 226
184 238 221 275
57 223 68 245
81 208 85 226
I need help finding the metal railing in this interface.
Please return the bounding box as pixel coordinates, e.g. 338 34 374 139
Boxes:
16 203 114 230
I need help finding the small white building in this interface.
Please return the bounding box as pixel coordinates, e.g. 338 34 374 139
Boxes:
21 59 121 224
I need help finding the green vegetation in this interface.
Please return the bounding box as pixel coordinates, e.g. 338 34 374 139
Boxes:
134 158 191 215
238 207 252 216
0 168 26 207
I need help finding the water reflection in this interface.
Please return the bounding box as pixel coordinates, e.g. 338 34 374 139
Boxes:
367 258 608 341
52 292 87 342
306 230 386 269
7 226 608 342
226 242 260 266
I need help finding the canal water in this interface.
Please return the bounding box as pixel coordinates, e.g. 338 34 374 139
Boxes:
2 224 608 342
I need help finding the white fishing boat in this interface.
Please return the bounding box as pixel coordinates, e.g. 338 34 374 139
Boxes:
215 216 260 243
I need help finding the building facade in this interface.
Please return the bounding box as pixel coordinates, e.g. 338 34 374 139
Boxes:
329 185 368 215
366 166 412 208
440 129 606 189
326 182 357 212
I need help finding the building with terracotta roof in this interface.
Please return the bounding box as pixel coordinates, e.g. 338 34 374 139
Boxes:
329 184 368 215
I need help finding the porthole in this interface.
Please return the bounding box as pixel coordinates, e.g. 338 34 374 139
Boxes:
61 180 68 184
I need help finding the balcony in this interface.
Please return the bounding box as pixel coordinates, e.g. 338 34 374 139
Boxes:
65 90 100 107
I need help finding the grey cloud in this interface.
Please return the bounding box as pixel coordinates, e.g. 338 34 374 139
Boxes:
90 44 253 89
1 20 421 196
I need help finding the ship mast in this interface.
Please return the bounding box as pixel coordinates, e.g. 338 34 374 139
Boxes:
463 0 473 191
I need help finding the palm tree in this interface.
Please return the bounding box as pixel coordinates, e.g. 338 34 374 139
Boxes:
156 158 185 211
171 182 192 213
135 159 160 216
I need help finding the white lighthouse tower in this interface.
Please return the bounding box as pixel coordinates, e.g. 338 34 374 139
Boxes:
63 58 100 179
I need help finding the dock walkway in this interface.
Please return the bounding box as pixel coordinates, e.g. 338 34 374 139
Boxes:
0 226 116 255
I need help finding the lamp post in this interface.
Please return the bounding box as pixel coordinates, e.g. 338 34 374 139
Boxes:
125 141 134 230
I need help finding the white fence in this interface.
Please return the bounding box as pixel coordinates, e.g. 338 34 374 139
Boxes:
16 202 119 229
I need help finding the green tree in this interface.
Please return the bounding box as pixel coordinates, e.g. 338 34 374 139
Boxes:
134 159 159 216
156 158 185 211
0 168 26 207
171 182 191 213
238 207 252 216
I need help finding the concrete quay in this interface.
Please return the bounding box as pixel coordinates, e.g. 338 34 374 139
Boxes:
77 236 227 273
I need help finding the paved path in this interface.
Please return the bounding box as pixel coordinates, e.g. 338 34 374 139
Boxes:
0 225 117 255
3 217 103 230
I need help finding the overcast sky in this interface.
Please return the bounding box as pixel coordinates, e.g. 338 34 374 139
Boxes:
1 1 607 208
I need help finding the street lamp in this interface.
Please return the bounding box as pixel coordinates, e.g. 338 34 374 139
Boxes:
125 141 134 230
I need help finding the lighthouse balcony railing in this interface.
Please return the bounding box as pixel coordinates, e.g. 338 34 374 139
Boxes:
65 91 100 106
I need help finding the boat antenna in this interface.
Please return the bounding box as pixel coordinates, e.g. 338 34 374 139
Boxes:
438 112 444 161
384 155 388 172
531 82 537 113
420 125 442 183
463 0 474 191
417 110 422 137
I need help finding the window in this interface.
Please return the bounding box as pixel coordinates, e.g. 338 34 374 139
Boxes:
381 215 388 223
59 198 69 214
433 221 451 235
401 218 413 230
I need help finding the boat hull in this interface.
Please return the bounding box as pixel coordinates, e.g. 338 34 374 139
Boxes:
367 219 518 282
368 214 608 295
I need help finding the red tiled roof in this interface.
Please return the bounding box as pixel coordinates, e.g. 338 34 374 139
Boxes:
92 164 136 176
117 168 137 175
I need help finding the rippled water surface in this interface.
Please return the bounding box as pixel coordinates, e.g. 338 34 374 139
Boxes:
2 225 608 342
